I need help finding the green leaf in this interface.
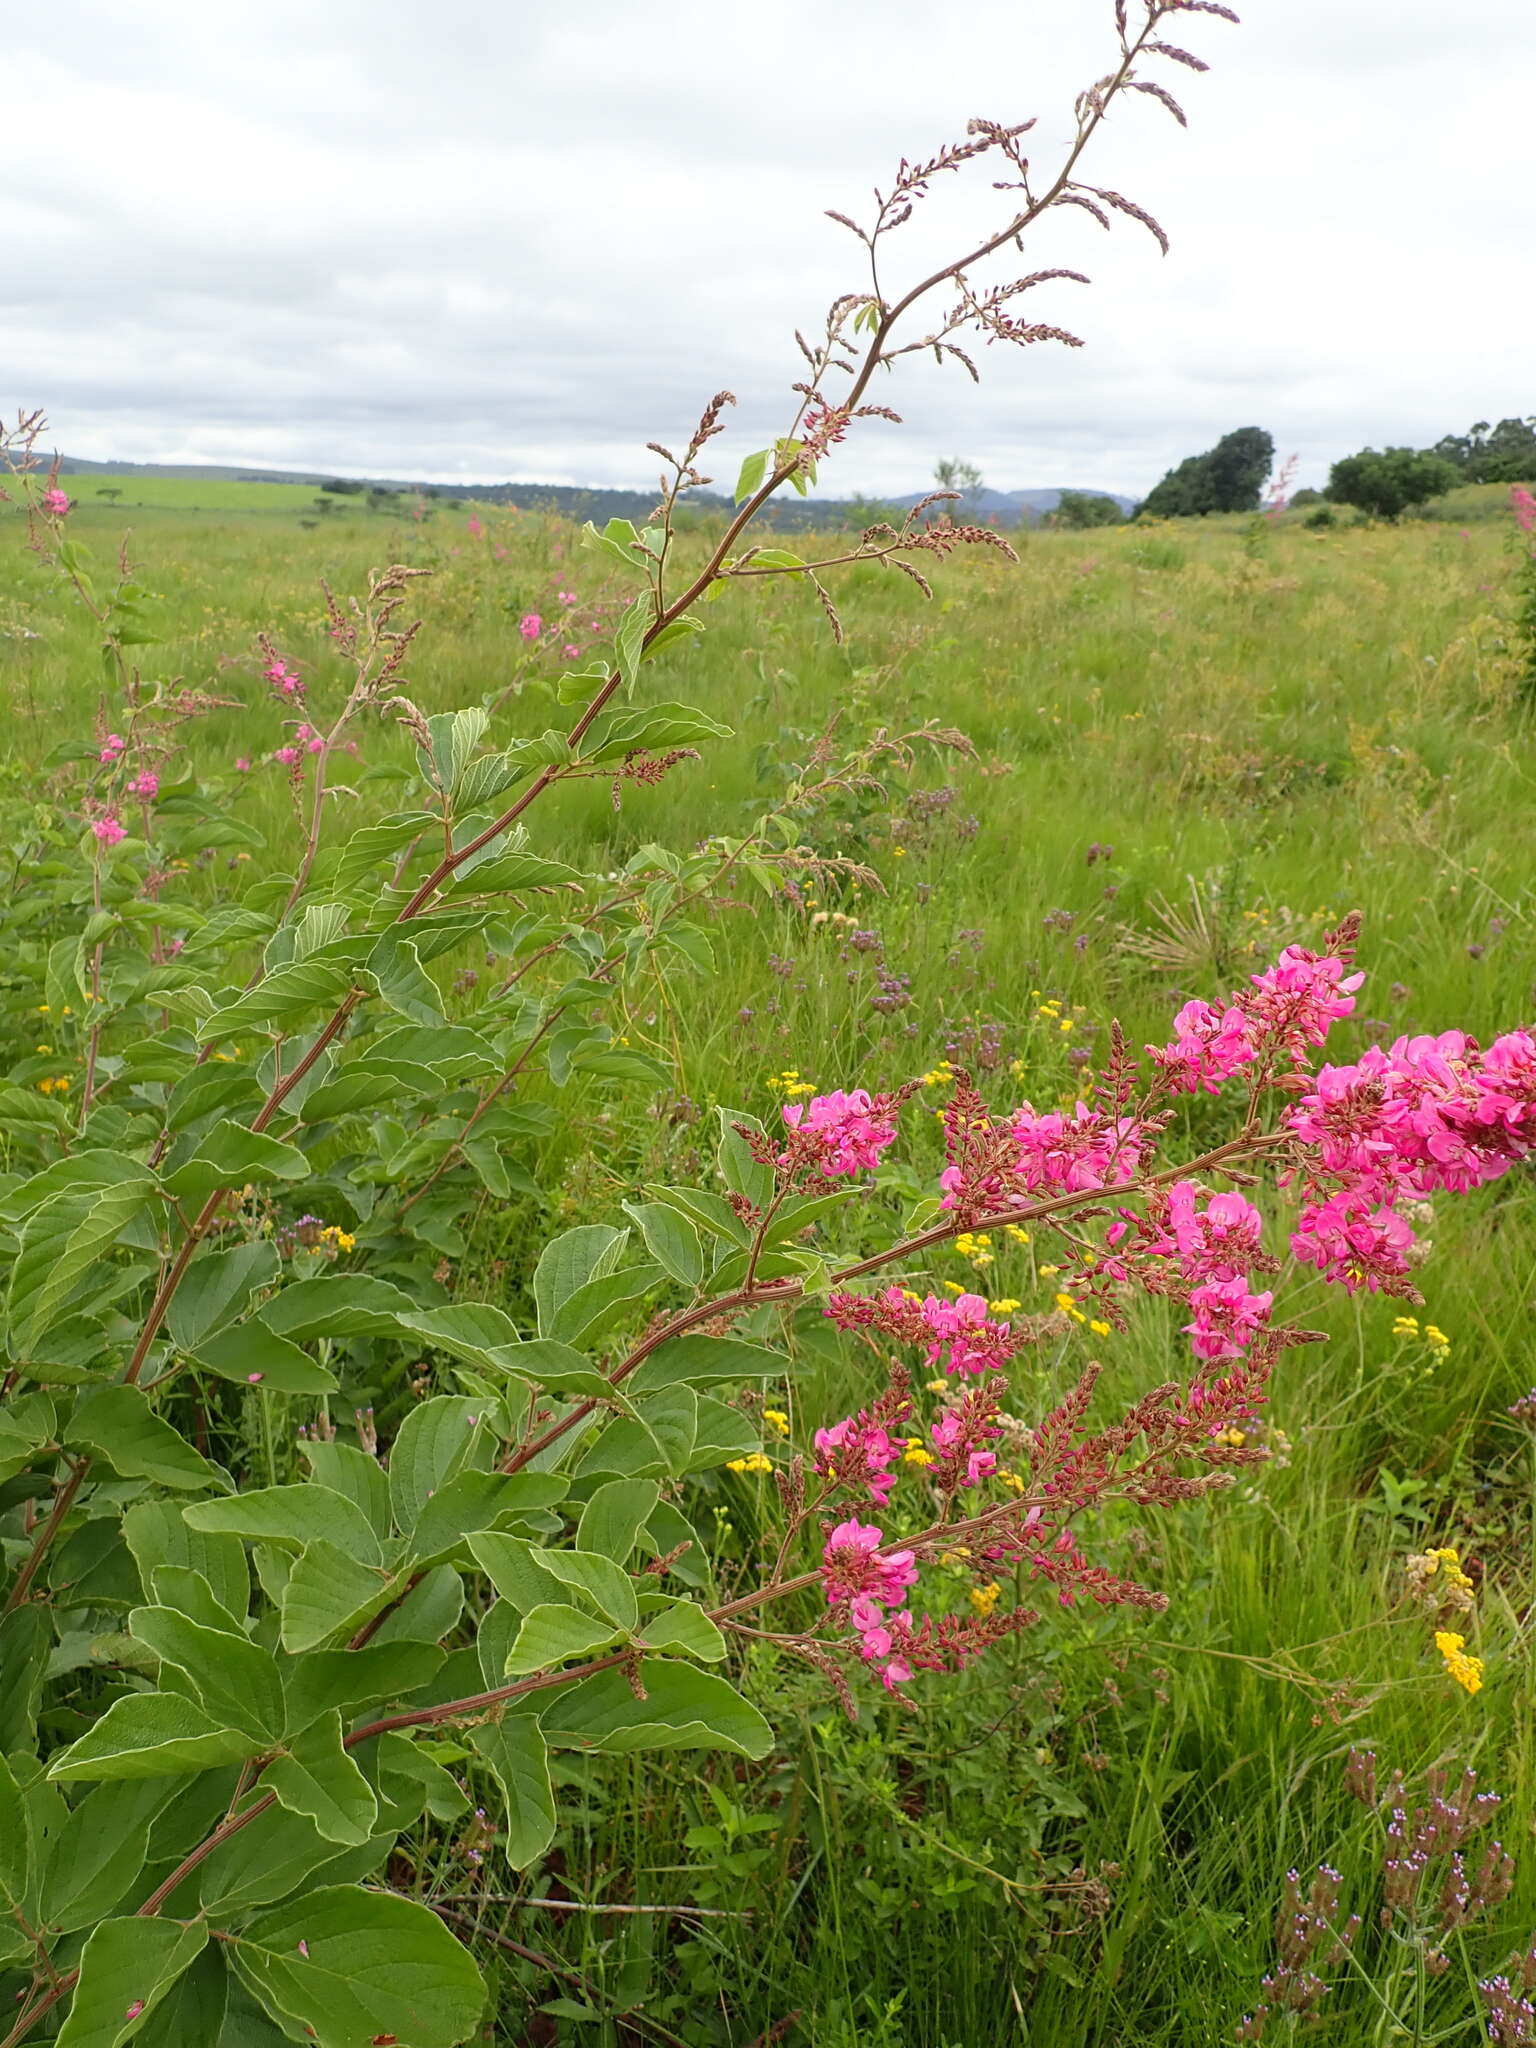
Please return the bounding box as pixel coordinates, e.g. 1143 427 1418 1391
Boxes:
569 1046 672 1086
197 1801 377 1920
67 1385 227 1492
147 1566 247 1633
715 1105 773 1210
735 447 771 503
56 1916 208 2048
469 1717 556 1870
193 1321 337 1394
454 850 585 895
366 1564 462 1649
163 1124 308 1206
635 1595 726 1661
643 1183 751 1247
297 1442 391 1539
257 1273 418 1343
393 1301 520 1370
533 1547 639 1631
297 1066 400 1123
503 1601 620 1675
532 1224 627 1337
628 1334 789 1394
131 1947 229 2046
279 1541 396 1654
123 1501 249 1619
581 701 731 764
185 1485 383 1564
387 1396 491 1534
689 1393 763 1469
198 959 353 1045
619 1202 703 1288
128 1605 285 1742
575 1387 697 1481
165 1241 281 1351
48 1693 263 1781
408 1470 568 1567
266 1709 378 1846
612 591 650 689
9 1183 156 1349
481 1338 631 1403
577 1477 659 1564
546 1264 663 1349
541 1659 772 1758
0 1391 60 1480
281 1642 445 1736
359 931 445 1028
330 809 436 889
226 1885 485 2048
0 1148 152 1224
39 1777 178 1934
466 1532 567 1615
0 1752 30 1907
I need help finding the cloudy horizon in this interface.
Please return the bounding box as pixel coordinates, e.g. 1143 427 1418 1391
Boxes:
5 0 1533 500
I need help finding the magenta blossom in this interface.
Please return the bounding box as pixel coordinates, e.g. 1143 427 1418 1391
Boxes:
821 1519 918 1611
98 732 127 764
125 770 159 801
1291 1188 1416 1294
42 486 71 517
1165 1181 1265 1285
780 1088 898 1178
814 1416 899 1507
91 814 126 846
1149 998 1254 1095
263 657 303 698
1184 1277 1273 1361
1512 485 1536 534
518 612 542 641
273 745 302 768
234 756 252 773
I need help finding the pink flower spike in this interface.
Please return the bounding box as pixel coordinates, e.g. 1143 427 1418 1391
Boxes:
42 486 71 517
234 756 252 772
1184 1277 1273 1361
780 1088 899 1179
91 815 126 846
98 732 127 763
126 770 159 801
519 612 542 641
563 643 582 658
1512 486 1536 534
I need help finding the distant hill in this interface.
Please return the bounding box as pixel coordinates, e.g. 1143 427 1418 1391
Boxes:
39 456 1134 527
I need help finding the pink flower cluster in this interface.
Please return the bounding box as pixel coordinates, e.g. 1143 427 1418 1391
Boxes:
825 1286 1017 1381
125 770 158 802
91 815 126 846
41 486 70 518
1005 1100 1145 1195
931 1400 999 1489
821 1519 920 1692
1157 1182 1275 1359
1149 945 1363 1093
519 612 542 641
1513 485 1536 535
98 732 126 765
780 1089 899 1179
1286 1028 1536 1292
263 656 303 698
814 1414 899 1507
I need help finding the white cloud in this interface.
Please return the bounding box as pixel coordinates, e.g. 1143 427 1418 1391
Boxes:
5 0 1532 497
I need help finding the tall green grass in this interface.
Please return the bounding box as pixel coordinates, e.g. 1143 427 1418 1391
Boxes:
4 485 1534 2042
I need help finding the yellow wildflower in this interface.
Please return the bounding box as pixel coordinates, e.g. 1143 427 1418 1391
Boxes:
1391 1314 1420 1338
1214 1426 1247 1448
1059 1018 1074 1033
904 1444 934 1468
319 1226 356 1253
970 1582 1002 1618
1053 1292 1076 1315
988 1298 1021 1316
1040 1264 1061 1277
1005 1225 1030 1245
726 1453 774 1475
940 1279 965 1295
925 1379 950 1395
1434 1630 1484 1696
1088 1319 1112 1338
1425 1326 1451 1352
761 1409 790 1437
997 1469 1026 1494
35 1004 49 1015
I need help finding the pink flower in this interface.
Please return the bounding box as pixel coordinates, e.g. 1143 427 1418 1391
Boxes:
920 1292 1009 1378
1184 1277 1273 1361
234 756 252 772
91 815 126 846
98 732 126 764
558 590 578 604
563 643 582 659
1291 1188 1415 1294
1006 1101 1144 1196
125 770 159 801
263 657 303 698
1244 945 1363 1060
519 612 542 641
821 1519 919 1611
467 515 485 539
1512 486 1536 534
274 745 302 767
1165 1181 1264 1284
780 1088 899 1178
1148 998 1254 1095
813 1415 898 1507
42 486 71 517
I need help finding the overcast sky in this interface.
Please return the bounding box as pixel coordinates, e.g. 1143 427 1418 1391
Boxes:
5 0 1533 498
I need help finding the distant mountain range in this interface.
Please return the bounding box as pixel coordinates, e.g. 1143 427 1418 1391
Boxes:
39 455 1134 526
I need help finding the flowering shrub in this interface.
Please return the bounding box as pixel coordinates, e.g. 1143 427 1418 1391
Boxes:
1 5 1526 2043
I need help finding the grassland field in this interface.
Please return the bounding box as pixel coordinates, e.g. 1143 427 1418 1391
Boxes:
3 474 1535 2046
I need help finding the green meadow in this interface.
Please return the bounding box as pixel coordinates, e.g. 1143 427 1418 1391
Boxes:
4 476 1536 2045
